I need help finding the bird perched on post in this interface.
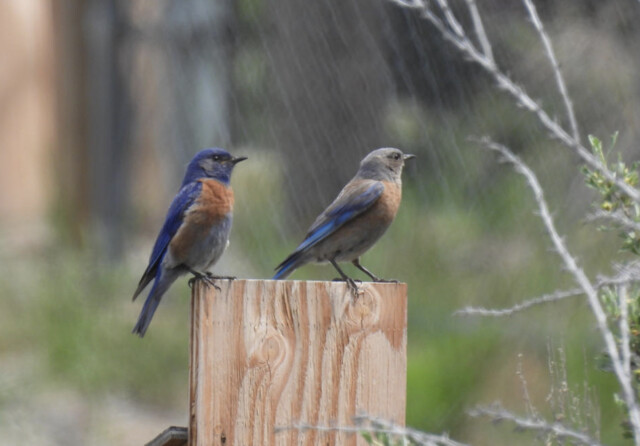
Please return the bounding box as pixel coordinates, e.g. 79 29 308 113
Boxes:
131 148 247 337
273 147 414 292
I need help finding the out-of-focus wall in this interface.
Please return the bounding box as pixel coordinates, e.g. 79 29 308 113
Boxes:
0 1 54 245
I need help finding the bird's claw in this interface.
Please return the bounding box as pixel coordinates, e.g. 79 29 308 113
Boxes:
202 276 221 291
188 273 221 291
332 277 362 300
346 278 364 301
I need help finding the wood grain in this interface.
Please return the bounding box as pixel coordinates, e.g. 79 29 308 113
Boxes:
189 280 407 446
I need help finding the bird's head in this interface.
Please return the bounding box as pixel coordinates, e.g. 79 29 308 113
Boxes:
182 148 248 186
357 147 415 182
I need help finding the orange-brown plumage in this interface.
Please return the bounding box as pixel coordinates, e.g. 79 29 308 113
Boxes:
369 180 401 225
169 179 234 264
197 178 235 218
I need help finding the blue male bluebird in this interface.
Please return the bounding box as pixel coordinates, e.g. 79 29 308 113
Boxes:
273 147 414 290
131 148 247 337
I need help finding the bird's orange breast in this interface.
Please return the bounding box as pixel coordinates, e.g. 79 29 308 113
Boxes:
336 181 401 235
373 181 402 224
195 178 234 223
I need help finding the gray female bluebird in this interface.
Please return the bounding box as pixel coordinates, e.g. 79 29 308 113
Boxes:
273 147 414 290
132 148 246 337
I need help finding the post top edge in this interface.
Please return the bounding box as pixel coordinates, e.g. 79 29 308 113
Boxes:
196 278 407 285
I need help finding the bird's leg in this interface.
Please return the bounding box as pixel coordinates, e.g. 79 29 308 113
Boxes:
330 259 361 297
352 258 398 283
187 268 221 291
352 258 380 281
205 272 236 280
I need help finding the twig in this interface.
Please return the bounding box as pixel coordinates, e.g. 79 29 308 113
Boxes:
464 0 494 64
523 0 580 143
435 0 465 38
469 405 603 446
456 266 640 317
479 137 640 445
606 260 640 284
455 287 584 317
388 0 425 9
516 353 539 419
620 284 632 382
586 210 640 233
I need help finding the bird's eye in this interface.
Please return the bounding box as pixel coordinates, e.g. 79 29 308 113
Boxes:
212 155 221 161
392 152 401 160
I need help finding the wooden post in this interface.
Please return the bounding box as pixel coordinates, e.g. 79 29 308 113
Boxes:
189 279 407 446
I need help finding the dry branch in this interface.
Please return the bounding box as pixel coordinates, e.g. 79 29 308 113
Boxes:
469 405 603 446
455 287 584 317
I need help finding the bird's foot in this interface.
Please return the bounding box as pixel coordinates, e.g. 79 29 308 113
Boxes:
333 277 362 300
346 277 364 301
188 272 221 291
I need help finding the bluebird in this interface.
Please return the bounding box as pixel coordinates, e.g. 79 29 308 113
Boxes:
131 148 247 337
273 147 414 291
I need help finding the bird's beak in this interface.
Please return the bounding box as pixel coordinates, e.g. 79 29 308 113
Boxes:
231 156 248 165
403 154 416 161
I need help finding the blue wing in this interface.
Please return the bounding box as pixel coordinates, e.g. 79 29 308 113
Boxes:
273 180 383 279
302 180 384 251
132 181 202 301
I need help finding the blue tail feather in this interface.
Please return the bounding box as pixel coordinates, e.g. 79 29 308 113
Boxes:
132 270 178 337
273 251 304 280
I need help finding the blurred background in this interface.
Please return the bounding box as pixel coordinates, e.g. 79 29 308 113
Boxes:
1 0 639 444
